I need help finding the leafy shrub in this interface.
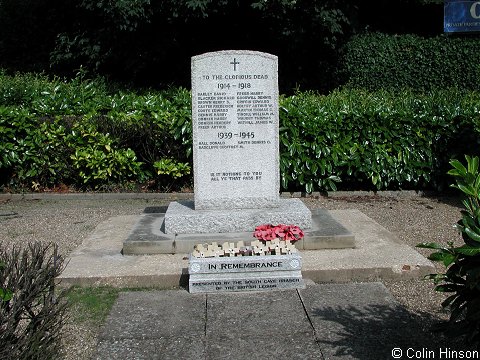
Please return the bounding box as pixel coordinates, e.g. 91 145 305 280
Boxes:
418 156 480 346
153 158 191 191
279 88 480 192
69 124 143 187
92 87 192 167
0 72 192 190
0 242 68 359
0 70 110 112
154 158 191 179
340 33 480 91
0 107 75 187
0 110 144 189
82 86 193 190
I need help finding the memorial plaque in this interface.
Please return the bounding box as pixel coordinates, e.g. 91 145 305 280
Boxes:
192 50 280 210
188 253 305 294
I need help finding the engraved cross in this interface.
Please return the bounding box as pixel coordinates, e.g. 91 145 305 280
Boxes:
230 58 240 71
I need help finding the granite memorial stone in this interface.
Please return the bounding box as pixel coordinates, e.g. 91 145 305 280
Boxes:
163 50 312 235
191 50 279 210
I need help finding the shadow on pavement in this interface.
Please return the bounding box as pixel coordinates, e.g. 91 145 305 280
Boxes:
310 303 468 359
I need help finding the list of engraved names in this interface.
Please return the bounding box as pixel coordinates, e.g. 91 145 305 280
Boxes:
196 88 274 151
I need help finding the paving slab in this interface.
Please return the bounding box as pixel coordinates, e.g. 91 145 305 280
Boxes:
95 336 205 360
301 209 432 282
206 333 323 360
58 209 434 288
94 282 441 360
299 282 426 359
205 290 323 359
205 291 311 337
96 291 206 339
95 291 207 360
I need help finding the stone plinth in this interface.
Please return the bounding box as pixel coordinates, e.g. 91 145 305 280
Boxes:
164 198 312 234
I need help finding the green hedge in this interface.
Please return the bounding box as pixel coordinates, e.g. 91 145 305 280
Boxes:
1 71 479 192
280 89 480 192
0 71 192 191
339 33 480 91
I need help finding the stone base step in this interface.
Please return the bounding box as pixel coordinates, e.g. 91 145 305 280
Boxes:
122 208 355 255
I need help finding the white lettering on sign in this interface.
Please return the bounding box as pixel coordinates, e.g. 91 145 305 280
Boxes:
471 1 480 19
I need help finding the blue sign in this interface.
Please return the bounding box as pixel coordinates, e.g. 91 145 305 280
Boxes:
445 1 480 32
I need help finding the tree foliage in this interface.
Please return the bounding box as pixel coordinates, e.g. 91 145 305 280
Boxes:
0 0 359 91
0 1 447 91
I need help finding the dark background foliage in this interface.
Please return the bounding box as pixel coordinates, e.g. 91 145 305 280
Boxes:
0 0 449 93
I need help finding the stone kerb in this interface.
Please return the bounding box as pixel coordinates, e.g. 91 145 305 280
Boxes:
191 50 280 210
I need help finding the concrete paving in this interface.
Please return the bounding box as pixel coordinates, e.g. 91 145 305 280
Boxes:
94 282 437 360
58 209 434 288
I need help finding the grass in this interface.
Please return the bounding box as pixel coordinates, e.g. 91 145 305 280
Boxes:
65 286 166 325
66 286 120 326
